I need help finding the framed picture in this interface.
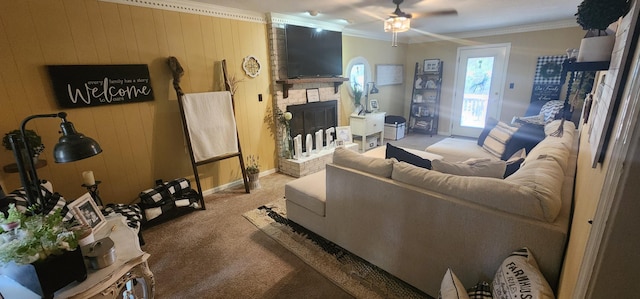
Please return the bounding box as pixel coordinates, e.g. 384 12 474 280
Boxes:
423 59 440 72
306 88 320 103
369 99 379 112
69 193 106 232
335 126 352 144
335 140 345 147
376 64 404 86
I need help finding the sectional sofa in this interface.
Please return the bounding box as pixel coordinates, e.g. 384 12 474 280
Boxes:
284 119 577 297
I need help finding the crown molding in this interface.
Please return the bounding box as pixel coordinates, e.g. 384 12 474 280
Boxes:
99 0 266 23
408 18 580 43
267 13 345 32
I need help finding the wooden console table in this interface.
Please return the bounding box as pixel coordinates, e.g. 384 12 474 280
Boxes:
55 215 155 298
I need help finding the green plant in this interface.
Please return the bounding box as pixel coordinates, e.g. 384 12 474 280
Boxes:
0 204 78 265
575 0 630 36
246 155 260 174
352 82 363 105
2 129 45 157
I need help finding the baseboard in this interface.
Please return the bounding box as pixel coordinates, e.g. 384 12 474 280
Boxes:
201 168 277 196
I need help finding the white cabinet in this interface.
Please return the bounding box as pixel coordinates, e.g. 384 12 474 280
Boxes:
350 112 385 152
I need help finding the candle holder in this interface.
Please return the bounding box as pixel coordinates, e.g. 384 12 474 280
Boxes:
81 180 103 207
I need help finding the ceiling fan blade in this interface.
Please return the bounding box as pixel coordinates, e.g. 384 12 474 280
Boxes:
413 9 458 18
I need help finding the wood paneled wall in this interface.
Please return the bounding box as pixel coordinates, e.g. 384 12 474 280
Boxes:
0 0 273 204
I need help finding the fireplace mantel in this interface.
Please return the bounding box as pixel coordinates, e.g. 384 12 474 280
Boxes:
276 77 348 98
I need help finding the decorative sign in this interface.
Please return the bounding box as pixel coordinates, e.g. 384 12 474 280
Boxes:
47 64 154 108
529 55 564 102
530 84 561 102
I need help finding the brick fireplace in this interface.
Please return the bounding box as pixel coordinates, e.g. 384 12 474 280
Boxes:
267 21 348 177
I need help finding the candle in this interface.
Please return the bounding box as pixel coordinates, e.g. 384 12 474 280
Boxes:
82 171 95 186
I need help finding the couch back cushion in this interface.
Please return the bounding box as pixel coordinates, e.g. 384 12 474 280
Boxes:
333 147 395 178
431 158 506 178
392 162 554 221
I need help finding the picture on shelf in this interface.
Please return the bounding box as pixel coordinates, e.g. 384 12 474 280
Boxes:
423 59 440 72
369 99 379 112
335 126 352 144
306 88 320 103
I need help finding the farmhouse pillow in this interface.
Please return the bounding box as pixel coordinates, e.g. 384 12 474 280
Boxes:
333 146 395 178
492 247 554 299
385 143 432 169
432 158 506 179
482 121 518 159
477 117 499 146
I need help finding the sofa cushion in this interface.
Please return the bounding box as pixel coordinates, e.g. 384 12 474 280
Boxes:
482 121 518 159
492 247 554 299
392 162 550 221
426 138 496 162
432 158 506 179
386 143 432 169
284 170 327 216
333 146 395 178
505 155 564 222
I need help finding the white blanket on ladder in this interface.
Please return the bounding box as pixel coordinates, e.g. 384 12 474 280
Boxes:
182 91 238 162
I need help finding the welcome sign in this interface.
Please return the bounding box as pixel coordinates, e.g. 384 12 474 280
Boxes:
47 64 154 108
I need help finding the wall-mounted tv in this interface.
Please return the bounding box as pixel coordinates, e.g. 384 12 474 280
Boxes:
285 24 343 79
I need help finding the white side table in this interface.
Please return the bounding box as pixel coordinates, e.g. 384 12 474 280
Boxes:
55 215 155 298
350 112 386 152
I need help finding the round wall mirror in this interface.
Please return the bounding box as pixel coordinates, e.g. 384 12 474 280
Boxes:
345 57 372 99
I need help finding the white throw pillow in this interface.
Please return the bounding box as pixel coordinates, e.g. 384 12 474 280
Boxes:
439 268 470 299
492 247 555 299
482 121 517 159
432 158 506 179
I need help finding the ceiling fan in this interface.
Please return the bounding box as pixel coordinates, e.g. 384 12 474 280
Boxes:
384 0 457 46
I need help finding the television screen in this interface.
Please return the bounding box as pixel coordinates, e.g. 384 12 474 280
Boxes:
285 25 343 78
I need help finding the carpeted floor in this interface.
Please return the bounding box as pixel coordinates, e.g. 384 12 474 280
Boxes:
141 133 444 298
243 198 432 299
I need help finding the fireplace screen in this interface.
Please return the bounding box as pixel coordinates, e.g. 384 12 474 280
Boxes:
287 100 337 151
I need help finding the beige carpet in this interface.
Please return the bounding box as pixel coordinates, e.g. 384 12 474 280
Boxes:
243 198 432 299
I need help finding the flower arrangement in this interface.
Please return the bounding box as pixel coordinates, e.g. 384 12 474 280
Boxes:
352 82 363 105
2 129 45 158
0 204 78 265
246 155 260 174
275 106 293 131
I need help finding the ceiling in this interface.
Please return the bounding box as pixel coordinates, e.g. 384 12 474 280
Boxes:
187 0 583 42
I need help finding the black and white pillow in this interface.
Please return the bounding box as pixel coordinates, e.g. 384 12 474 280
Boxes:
482 121 518 159
492 247 554 299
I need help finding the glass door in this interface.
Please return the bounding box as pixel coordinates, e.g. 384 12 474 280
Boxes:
451 44 510 137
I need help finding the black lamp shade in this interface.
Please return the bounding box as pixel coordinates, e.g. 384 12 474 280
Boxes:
370 84 379 94
53 122 102 163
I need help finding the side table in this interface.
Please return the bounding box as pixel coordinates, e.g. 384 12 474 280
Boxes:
55 215 155 298
350 112 386 152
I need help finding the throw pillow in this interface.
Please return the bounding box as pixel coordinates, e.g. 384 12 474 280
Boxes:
482 121 518 159
504 148 526 178
385 143 432 169
501 123 545 161
492 247 554 299
432 158 506 179
477 117 499 146
467 281 493 299
439 268 470 299
332 146 395 178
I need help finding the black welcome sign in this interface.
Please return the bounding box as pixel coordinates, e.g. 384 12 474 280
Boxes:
47 64 154 108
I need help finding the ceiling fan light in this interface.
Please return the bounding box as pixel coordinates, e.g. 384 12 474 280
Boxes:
384 17 410 33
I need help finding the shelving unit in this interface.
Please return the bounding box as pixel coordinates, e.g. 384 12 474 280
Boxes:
559 59 610 120
408 60 442 136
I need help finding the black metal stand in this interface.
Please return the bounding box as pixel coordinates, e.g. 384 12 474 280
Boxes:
81 181 103 207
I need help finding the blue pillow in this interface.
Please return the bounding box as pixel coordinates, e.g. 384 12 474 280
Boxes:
385 143 432 169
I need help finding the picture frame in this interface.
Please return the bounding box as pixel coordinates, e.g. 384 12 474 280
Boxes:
335 140 345 147
306 88 320 103
335 126 352 144
376 64 404 86
69 192 106 232
369 99 379 112
423 59 440 72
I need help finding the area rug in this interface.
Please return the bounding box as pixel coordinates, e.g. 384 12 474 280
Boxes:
243 198 433 299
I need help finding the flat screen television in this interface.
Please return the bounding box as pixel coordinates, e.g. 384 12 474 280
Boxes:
285 25 343 78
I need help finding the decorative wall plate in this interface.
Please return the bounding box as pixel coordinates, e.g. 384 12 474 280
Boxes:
242 55 261 78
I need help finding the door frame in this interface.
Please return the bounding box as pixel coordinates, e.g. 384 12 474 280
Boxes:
450 43 511 137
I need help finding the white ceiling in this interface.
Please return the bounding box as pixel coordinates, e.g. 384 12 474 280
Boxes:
187 0 583 41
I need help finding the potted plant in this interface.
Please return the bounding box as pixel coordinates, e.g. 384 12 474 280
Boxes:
0 204 87 298
2 129 45 161
574 0 630 62
246 155 260 190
